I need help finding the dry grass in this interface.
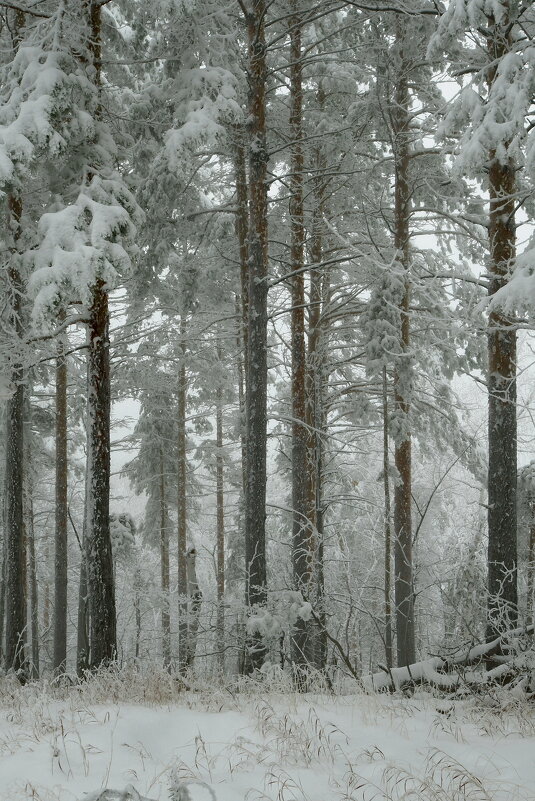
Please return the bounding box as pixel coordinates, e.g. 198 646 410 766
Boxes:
0 667 533 800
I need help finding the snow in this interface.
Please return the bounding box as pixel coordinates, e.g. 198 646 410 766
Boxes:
2 682 535 800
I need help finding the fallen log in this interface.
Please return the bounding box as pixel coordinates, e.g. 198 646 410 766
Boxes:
365 625 535 693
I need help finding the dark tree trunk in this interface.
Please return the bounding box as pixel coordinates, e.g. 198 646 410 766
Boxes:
243 0 269 672
527 517 535 628
307 107 328 672
185 547 202 669
159 448 171 669
5 191 27 680
177 317 188 674
76 544 89 675
53 323 68 674
216 343 225 672
234 128 249 511
392 18 415 668
235 125 249 385
289 6 314 686
134 568 142 661
43 538 51 659
86 278 116 667
486 9 517 638
23 402 39 679
382 366 393 670
83 1 116 671
26 488 39 679
0 536 6 665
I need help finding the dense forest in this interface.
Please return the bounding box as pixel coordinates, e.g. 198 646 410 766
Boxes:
1 0 535 694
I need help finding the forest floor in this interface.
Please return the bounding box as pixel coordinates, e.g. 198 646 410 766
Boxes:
0 671 534 800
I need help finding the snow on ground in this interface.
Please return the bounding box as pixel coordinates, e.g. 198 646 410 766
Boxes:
1 676 535 800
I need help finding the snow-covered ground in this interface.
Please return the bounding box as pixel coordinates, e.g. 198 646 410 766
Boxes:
1 674 534 800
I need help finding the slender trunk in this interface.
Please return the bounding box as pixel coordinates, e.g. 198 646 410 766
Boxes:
235 125 249 386
23 403 39 679
53 319 68 674
5 189 27 680
382 366 393 670
235 295 248 499
134 568 142 661
243 0 269 672
185 547 202 669
177 317 188 674
307 103 328 672
234 129 249 504
0 535 6 664
159 447 171 669
527 516 535 629
392 18 415 668
486 10 517 639
43 538 50 640
216 345 225 672
27 490 39 679
76 545 89 675
289 6 313 686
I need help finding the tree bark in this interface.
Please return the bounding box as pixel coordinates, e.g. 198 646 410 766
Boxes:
4 190 27 680
185 547 202 669
43 538 51 657
216 342 225 672
527 517 535 629
486 8 517 639
23 401 39 679
0 535 6 665
289 5 314 686
159 447 171 669
86 278 116 667
307 103 328 672
83 1 117 670
382 366 393 670
234 127 249 507
243 0 269 672
177 316 188 674
53 320 68 674
392 17 415 668
26 487 39 679
77 501 90 675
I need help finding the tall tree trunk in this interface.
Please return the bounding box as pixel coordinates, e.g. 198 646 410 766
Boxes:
84 1 116 669
289 5 314 686
216 343 225 672
53 321 68 674
382 366 393 670
26 486 39 679
5 189 27 680
234 126 249 510
159 447 171 669
307 104 328 672
23 401 39 679
243 0 269 672
392 18 415 668
527 513 535 629
234 133 249 674
0 535 6 665
76 477 89 675
177 316 188 674
235 125 249 389
86 277 116 667
43 538 51 658
133 567 142 661
486 8 517 639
